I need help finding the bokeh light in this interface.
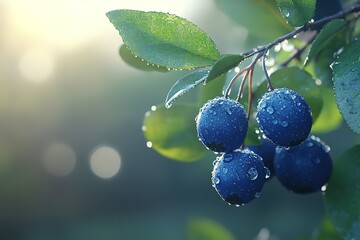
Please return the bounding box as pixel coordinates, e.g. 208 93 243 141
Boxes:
43 142 76 177
90 145 121 179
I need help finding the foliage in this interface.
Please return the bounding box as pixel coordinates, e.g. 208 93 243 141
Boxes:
107 0 360 239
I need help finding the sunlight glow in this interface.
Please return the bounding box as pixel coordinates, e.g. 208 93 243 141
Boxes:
18 47 55 83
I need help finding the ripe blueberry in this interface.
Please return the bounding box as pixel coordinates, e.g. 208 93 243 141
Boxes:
196 97 248 153
247 139 276 178
256 88 312 147
212 150 267 205
274 136 332 194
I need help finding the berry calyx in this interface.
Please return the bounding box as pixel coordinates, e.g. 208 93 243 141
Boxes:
212 150 267 205
274 136 332 194
196 97 248 153
256 88 312 147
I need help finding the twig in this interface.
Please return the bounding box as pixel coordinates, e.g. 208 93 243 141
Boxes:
241 3 360 60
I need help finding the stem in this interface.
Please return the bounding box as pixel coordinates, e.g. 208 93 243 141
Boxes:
280 32 317 67
241 3 360 59
262 48 274 91
236 70 250 101
247 67 254 120
224 67 249 98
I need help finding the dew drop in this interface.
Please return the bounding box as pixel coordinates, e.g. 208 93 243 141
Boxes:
306 141 314 147
266 106 274 114
214 177 220 184
141 125 147 132
151 105 157 111
223 154 234 162
255 192 261 198
260 101 267 109
291 94 296 100
223 106 232 115
321 185 327 192
323 144 331 153
235 204 240 207
246 167 258 180
281 121 288 127
272 119 278 125
222 168 228 174
264 167 271 179
146 141 153 148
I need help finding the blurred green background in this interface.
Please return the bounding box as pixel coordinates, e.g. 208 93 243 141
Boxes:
0 1 359 239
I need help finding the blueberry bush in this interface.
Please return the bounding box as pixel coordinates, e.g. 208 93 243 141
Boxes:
106 0 360 239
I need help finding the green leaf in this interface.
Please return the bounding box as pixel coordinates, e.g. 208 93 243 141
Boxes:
324 145 360 240
106 10 220 70
214 0 291 41
166 70 209 108
207 55 243 82
312 88 342 133
256 67 323 121
119 45 168 72
314 218 342 240
306 19 347 64
332 41 360 134
143 103 206 162
276 0 316 27
187 218 235 240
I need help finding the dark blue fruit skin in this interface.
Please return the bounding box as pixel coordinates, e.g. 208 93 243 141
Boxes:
247 139 276 178
256 88 312 147
196 97 248 153
274 136 332 194
212 150 266 205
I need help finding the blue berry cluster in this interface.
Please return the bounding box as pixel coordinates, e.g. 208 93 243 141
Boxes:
195 88 332 206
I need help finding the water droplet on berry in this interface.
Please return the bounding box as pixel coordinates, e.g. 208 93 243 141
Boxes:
272 119 278 125
246 167 258 180
291 94 296 100
266 106 274 114
214 177 220 184
264 167 271 179
307 141 314 147
222 168 228 174
255 192 261 198
235 204 240 207
321 185 327 192
281 121 288 127
323 144 331 153
223 154 233 162
223 106 232 115
260 101 267 109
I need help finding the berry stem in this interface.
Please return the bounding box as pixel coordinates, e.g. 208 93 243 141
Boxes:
224 67 249 98
247 67 254 120
262 48 274 91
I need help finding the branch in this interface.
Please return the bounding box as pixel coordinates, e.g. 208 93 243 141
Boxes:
241 3 360 59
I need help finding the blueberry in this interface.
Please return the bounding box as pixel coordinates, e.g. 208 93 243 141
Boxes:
247 139 276 178
274 136 332 194
212 150 266 205
196 97 248 153
256 88 312 147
